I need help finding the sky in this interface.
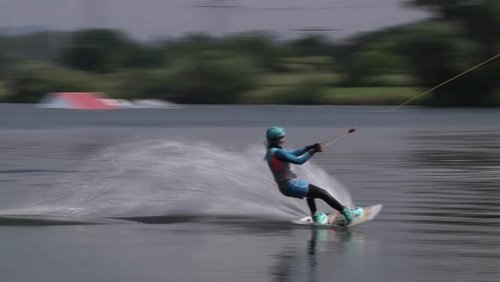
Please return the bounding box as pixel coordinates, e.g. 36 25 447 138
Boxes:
0 0 430 40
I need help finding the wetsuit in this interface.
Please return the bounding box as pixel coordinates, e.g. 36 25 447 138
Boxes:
265 145 344 214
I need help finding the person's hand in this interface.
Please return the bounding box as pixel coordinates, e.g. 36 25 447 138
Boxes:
306 143 322 153
312 143 322 153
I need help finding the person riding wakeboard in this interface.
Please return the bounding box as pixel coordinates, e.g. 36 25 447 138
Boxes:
264 126 361 225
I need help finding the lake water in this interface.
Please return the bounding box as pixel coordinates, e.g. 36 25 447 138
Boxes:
1 104 499 282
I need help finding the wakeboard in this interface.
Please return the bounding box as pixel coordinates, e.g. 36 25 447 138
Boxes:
294 204 383 228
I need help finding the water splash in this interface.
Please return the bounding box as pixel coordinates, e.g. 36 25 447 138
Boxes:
30 140 352 219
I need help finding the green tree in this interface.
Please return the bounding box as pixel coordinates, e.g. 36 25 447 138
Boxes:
220 32 283 70
3 62 104 103
289 35 334 57
404 1 500 105
165 32 283 71
345 50 409 86
164 51 259 103
331 26 416 86
61 29 163 73
0 50 12 79
407 0 500 53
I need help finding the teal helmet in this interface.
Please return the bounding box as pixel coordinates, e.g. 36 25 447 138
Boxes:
266 126 286 140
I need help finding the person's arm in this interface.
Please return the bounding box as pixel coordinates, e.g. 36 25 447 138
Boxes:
291 143 322 156
290 147 308 156
275 149 313 165
290 143 322 156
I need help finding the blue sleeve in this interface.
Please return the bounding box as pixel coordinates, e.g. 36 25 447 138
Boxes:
275 149 312 165
290 147 308 156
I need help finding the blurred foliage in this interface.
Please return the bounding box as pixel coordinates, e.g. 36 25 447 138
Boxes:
3 62 107 103
288 35 336 57
60 29 164 72
164 32 286 72
319 87 423 105
406 0 500 53
100 69 172 100
0 31 68 63
396 22 483 105
0 82 8 102
0 1 499 107
253 76 324 105
163 51 259 103
404 0 500 105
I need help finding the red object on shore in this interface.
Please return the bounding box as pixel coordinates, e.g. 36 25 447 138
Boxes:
40 92 118 110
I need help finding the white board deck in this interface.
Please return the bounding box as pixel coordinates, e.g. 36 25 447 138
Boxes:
294 204 383 228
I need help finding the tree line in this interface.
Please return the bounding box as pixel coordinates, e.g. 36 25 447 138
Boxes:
0 0 498 106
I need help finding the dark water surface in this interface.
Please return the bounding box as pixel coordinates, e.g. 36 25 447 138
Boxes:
1 104 499 282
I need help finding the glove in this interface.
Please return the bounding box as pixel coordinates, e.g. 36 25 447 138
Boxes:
306 143 322 153
312 143 322 153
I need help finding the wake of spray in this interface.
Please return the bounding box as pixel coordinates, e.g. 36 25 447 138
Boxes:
31 140 352 218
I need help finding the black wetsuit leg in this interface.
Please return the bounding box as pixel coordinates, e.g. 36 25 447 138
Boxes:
306 197 317 215
306 184 344 215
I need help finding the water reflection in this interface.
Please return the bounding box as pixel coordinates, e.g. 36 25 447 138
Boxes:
270 228 370 282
